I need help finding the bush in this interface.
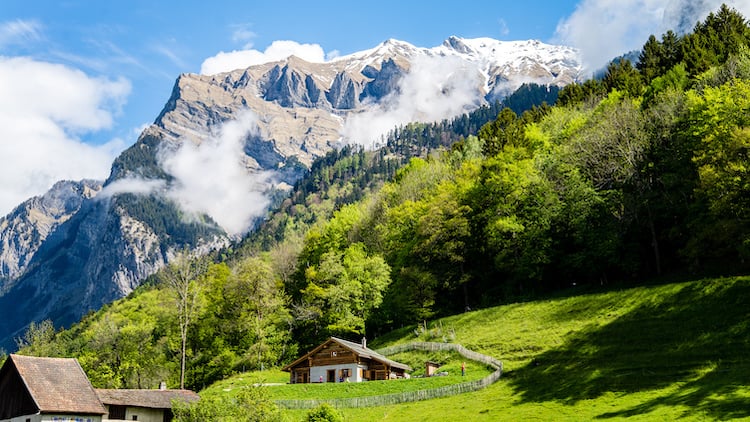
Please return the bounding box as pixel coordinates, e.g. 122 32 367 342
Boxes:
173 387 281 422
305 403 344 422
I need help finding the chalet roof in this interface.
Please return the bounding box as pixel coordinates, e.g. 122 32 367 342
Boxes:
332 337 412 371
4 354 106 415
96 389 200 409
282 337 412 372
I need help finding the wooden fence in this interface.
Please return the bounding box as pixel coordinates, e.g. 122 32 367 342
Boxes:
275 342 503 409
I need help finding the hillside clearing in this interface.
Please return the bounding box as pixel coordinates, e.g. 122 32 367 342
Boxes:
209 276 750 420
201 350 494 402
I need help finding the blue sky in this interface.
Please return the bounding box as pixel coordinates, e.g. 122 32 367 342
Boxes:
1 0 580 143
0 0 745 214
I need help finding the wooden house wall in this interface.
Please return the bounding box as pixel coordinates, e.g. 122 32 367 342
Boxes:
286 339 409 383
0 362 38 420
308 343 358 367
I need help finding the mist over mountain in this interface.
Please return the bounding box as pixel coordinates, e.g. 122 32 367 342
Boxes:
0 36 582 350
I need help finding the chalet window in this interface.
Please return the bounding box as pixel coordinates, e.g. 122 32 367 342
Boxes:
132 416 139 421
110 405 127 420
331 351 337 357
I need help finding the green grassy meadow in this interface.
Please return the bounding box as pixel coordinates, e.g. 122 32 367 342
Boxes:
201 351 493 402
206 276 750 420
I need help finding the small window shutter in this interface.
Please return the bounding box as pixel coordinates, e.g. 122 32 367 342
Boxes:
110 405 127 419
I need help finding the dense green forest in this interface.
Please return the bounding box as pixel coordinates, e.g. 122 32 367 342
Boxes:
5 5 750 398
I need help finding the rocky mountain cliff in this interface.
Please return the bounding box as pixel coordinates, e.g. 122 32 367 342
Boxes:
0 180 101 286
134 36 581 169
0 36 582 350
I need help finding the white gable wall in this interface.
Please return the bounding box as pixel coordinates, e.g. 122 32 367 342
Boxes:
310 363 368 383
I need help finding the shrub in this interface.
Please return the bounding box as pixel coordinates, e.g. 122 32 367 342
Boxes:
305 403 344 422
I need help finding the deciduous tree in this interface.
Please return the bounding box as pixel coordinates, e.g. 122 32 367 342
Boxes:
161 252 208 389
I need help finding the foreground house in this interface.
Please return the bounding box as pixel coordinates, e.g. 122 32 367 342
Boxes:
97 388 199 422
0 355 198 422
0 354 106 422
283 337 411 383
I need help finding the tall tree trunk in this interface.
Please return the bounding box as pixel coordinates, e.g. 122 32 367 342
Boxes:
162 251 206 391
180 324 187 389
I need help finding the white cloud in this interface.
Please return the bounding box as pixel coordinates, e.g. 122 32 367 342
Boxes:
231 24 256 48
555 0 666 72
498 18 510 37
158 111 274 237
662 0 750 33
326 50 341 61
557 0 750 73
200 40 328 75
340 55 484 148
0 56 131 216
99 177 166 199
0 19 42 47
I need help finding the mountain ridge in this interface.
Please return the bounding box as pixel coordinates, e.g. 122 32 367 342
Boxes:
0 180 102 287
0 35 582 350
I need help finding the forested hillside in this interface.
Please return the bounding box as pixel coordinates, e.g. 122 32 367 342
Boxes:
5 5 750 400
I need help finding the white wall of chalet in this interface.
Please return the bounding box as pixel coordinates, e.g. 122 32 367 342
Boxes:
103 406 163 422
310 363 367 383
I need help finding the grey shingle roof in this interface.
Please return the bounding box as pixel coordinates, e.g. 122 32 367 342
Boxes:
331 337 412 371
283 337 412 372
9 354 106 414
96 389 200 409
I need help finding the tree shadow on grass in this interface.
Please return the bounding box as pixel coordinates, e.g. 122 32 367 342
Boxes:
596 360 750 419
507 277 750 420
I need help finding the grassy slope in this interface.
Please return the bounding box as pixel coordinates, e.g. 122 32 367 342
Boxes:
209 276 750 420
202 351 493 401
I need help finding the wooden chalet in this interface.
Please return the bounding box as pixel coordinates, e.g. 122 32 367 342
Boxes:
0 354 106 422
96 388 199 422
282 337 411 384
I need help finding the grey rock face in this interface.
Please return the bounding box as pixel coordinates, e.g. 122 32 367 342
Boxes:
326 72 360 109
262 64 320 108
244 134 286 171
360 59 403 102
0 191 228 350
444 36 474 54
0 180 101 286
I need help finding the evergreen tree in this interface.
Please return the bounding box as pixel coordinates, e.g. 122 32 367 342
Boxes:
682 4 750 75
638 35 665 83
603 59 644 97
